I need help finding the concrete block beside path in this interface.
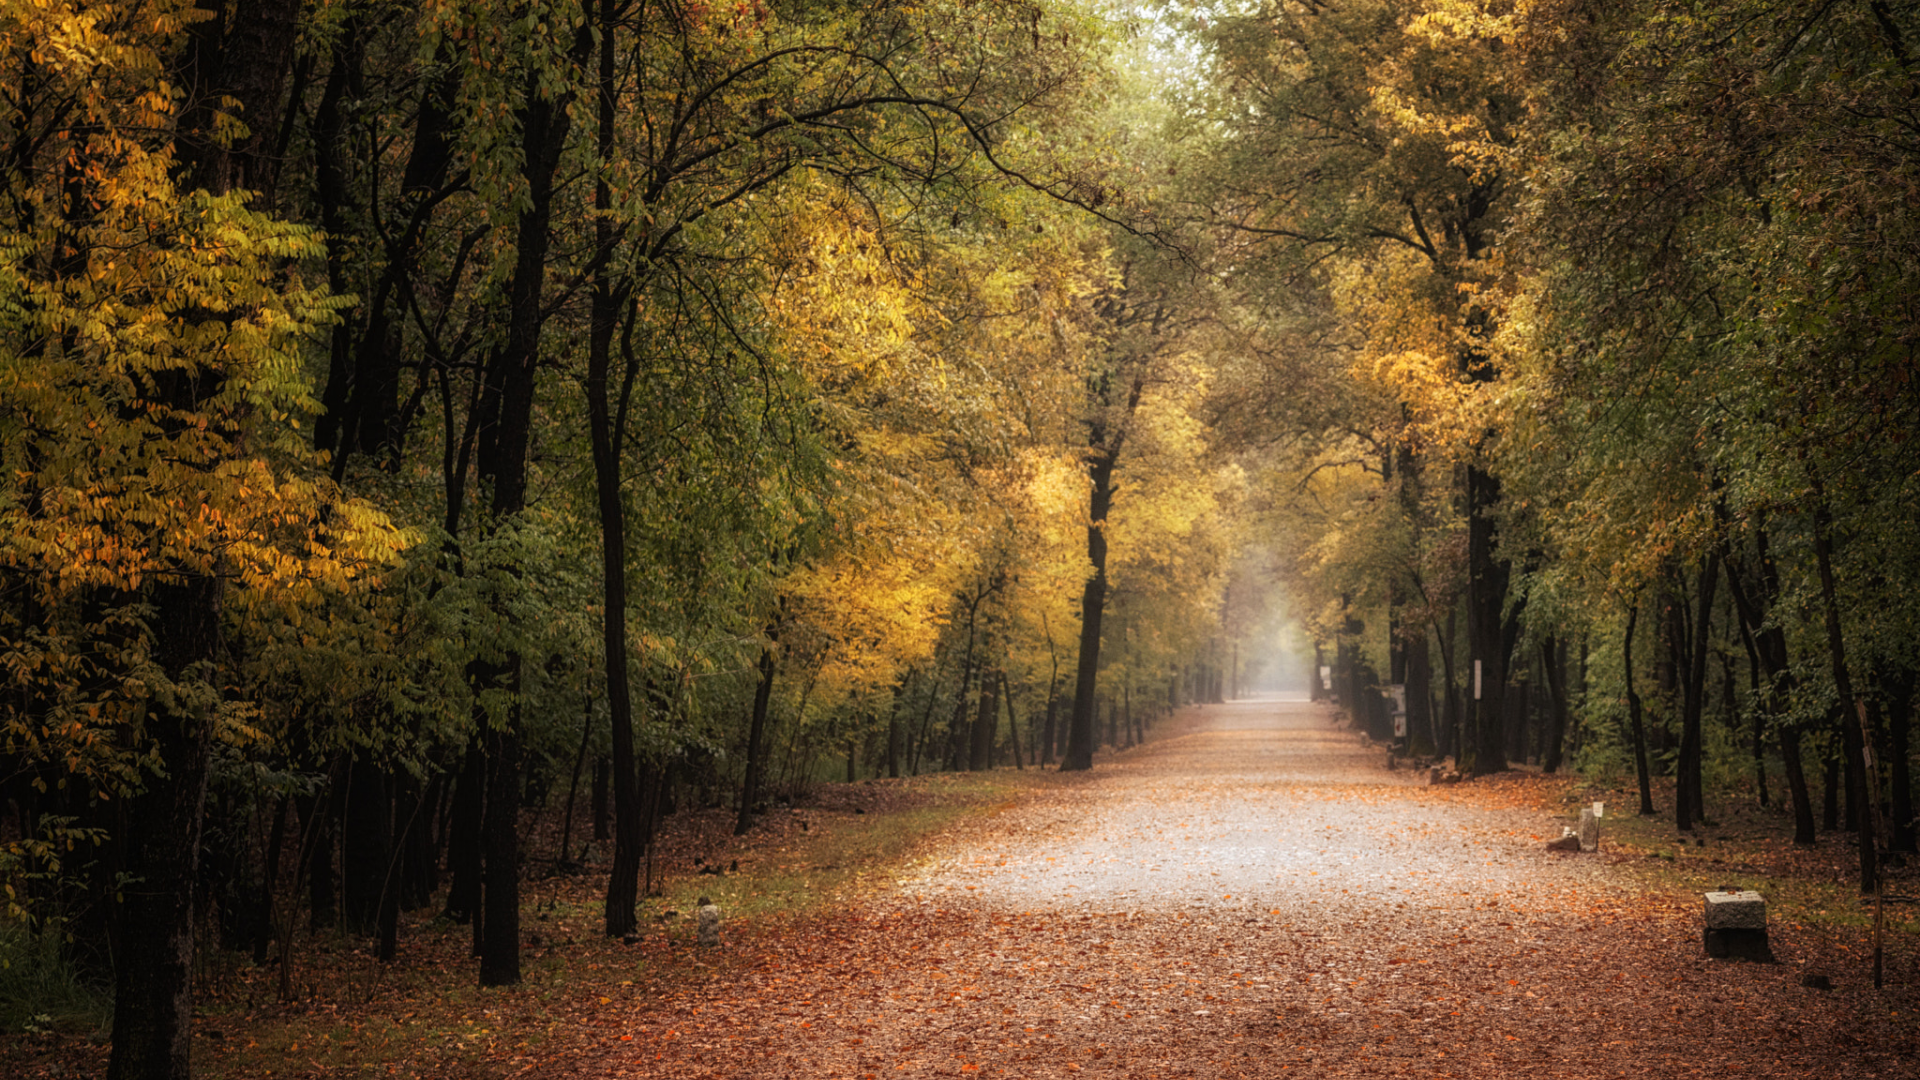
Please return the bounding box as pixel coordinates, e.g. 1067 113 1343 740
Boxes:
1702 889 1772 962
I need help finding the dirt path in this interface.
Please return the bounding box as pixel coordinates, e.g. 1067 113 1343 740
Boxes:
555 697 1917 1079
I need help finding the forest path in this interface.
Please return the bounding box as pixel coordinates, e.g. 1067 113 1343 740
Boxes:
562 697 1914 1079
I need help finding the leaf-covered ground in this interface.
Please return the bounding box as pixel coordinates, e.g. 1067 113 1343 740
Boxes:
7 697 1916 1079
531 697 1917 1079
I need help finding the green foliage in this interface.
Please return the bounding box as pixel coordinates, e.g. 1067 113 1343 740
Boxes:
0 922 109 1037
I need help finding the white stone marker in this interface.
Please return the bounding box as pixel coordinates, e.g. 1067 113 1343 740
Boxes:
1577 807 1601 852
1704 889 1766 930
1703 889 1771 961
696 896 721 947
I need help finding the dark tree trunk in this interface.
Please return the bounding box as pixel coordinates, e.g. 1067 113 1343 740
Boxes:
1822 743 1841 833
1780 722 1816 844
558 683 593 869
1809 486 1874 892
1002 672 1024 770
342 757 389 936
1723 519 1816 842
1676 554 1719 830
378 774 423 963
463 16 593 984
909 667 942 777
1435 606 1460 760
1063 451 1116 771
106 575 220 1080
1738 626 1771 809
253 796 289 966
1540 636 1569 774
444 746 484 925
1888 668 1915 853
582 0 647 941
969 666 997 771
396 771 432 903
1465 464 1511 775
1407 626 1435 755
1624 607 1656 817
1041 692 1058 768
478 714 521 986
591 755 611 841
304 784 337 931
105 5 302 1064
887 675 906 779
735 647 777 836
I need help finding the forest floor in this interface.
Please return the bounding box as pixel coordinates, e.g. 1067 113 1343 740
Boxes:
7 696 1919 1078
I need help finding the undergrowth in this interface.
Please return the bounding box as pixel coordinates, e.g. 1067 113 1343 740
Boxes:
0 924 109 1038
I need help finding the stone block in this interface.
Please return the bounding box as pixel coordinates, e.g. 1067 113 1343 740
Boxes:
696 897 721 947
1577 808 1601 852
1703 890 1766 930
1704 927 1773 962
1703 890 1771 962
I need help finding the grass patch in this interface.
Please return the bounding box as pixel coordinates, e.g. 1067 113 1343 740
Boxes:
644 771 1037 925
1568 780 1920 939
0 923 110 1037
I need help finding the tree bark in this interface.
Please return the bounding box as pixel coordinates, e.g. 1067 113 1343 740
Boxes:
735 646 777 836
1465 463 1511 775
1002 672 1025 771
478 715 521 986
969 667 998 771
106 578 219 1080
1624 606 1656 817
1540 636 1569 774
1809 484 1874 892
342 757 390 936
1676 553 1719 831
107 3 300 1071
1063 450 1116 771
1888 667 1916 853
443 746 484 925
464 15 594 984
1723 519 1816 842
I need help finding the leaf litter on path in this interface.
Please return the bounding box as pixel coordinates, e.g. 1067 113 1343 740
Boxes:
536 697 1920 1079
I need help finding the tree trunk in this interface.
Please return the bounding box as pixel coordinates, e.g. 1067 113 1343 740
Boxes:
1435 606 1460 761
1809 485 1874 892
736 646 778 835
1407 626 1435 755
591 755 610 841
253 796 289 966
1822 743 1841 833
1002 672 1024 770
969 666 997 771
1624 607 1655 816
1540 636 1569 774
1723 519 1815 842
1466 464 1511 775
443 745 484 926
304 784 337 931
887 674 906 779
557 683 593 869
1888 668 1915 853
1063 451 1116 771
478 713 521 987
1676 553 1719 830
106 576 220 1080
342 757 389 936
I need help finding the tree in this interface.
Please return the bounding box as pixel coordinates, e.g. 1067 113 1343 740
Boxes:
0 2 401 1075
